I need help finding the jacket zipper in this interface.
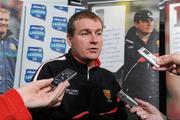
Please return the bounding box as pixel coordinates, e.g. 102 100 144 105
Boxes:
147 63 150 69
87 69 90 81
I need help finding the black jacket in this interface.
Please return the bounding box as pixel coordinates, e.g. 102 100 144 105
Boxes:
122 26 159 108
31 50 127 120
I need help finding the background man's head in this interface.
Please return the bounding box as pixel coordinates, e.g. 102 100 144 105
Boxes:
0 8 10 38
134 9 153 23
134 9 154 34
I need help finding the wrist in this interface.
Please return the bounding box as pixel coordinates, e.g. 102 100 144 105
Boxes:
16 89 27 106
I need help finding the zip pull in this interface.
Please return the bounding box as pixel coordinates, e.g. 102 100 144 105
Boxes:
87 68 90 81
147 63 150 69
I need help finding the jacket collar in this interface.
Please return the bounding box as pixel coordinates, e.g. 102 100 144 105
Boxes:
66 49 101 72
0 29 13 40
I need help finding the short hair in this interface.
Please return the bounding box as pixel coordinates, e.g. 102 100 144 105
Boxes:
0 8 10 15
67 10 103 36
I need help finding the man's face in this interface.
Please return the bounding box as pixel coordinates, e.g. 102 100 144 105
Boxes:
0 12 9 38
135 18 154 34
67 18 103 63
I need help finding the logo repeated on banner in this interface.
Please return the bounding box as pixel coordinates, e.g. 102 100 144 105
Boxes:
50 37 66 53
54 5 68 12
27 47 43 63
52 17 67 32
75 8 85 13
30 4 47 20
29 25 45 41
24 69 36 83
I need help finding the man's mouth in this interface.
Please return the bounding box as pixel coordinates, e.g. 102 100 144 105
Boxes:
0 24 8 27
89 48 98 52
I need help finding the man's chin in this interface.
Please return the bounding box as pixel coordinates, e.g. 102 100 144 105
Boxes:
0 32 5 39
88 56 99 60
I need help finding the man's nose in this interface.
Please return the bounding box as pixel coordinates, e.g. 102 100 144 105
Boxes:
90 33 98 43
0 21 8 27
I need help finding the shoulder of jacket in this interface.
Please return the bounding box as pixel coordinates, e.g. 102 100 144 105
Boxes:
44 55 67 64
7 37 18 44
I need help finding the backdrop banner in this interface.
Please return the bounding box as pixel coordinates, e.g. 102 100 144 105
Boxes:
14 0 84 87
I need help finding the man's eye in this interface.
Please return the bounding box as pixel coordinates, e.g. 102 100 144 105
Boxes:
81 32 88 36
97 32 102 36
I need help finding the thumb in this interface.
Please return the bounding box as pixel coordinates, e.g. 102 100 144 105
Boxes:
49 80 70 101
32 78 53 89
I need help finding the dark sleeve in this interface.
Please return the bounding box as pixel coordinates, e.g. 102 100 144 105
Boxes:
123 37 140 81
31 62 55 81
115 100 128 120
123 39 133 77
113 65 124 87
113 76 128 120
30 63 55 120
124 38 138 66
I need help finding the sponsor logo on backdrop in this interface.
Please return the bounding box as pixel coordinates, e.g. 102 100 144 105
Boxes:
29 25 45 41
24 69 36 82
54 5 68 12
50 37 66 53
52 17 67 32
27 47 43 63
30 4 47 20
75 8 84 13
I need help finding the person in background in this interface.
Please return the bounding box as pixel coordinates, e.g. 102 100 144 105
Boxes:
3 0 20 39
17 0 23 22
121 9 159 119
30 10 128 120
0 78 69 120
0 8 18 94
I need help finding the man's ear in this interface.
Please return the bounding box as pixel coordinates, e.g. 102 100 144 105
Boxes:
67 33 72 47
134 22 138 28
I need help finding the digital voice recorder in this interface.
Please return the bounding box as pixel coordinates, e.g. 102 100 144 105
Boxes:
137 47 160 68
51 69 77 87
